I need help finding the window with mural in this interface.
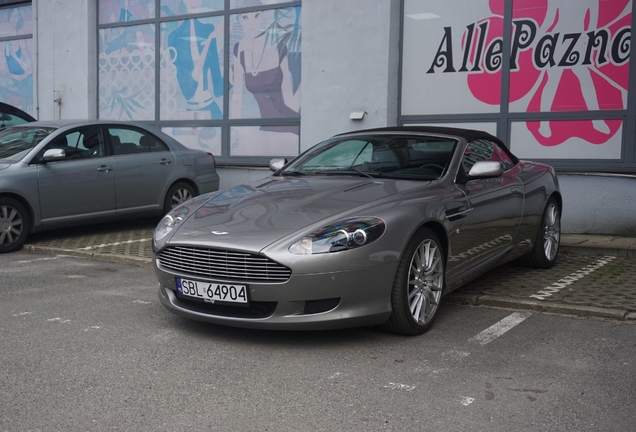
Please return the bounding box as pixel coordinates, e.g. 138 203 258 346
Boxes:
98 0 301 163
401 0 633 172
0 3 33 116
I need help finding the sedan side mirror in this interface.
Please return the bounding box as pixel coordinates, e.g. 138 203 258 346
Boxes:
40 148 66 163
467 161 504 179
269 158 287 172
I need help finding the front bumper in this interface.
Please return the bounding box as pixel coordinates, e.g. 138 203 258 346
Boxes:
156 261 398 330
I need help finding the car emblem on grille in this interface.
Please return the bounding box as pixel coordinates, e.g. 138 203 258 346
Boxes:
211 231 228 235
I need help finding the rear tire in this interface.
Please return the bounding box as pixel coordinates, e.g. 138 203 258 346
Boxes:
520 197 560 269
163 182 195 214
382 228 445 336
0 197 30 253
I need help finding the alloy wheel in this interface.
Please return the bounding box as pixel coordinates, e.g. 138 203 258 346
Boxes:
0 204 24 247
171 188 193 208
407 239 444 325
543 202 560 261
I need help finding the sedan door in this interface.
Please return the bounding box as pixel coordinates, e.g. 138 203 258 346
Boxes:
107 127 176 214
37 126 117 223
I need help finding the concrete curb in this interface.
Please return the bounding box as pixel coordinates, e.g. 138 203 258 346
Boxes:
445 292 631 320
561 235 636 258
24 245 153 268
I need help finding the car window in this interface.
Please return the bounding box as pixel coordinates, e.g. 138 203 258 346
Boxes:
44 127 105 161
281 135 457 180
301 139 372 170
108 127 168 155
0 127 54 161
461 139 500 173
0 113 31 129
462 139 516 174
493 143 516 170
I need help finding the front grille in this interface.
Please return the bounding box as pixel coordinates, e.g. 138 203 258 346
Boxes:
158 246 291 283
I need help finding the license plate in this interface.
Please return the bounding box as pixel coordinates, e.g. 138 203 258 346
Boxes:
176 278 248 304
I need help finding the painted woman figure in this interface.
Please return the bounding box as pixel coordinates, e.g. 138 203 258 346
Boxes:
230 0 300 129
167 0 224 119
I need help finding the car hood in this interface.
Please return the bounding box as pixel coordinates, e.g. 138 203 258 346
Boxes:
0 163 10 170
167 176 426 251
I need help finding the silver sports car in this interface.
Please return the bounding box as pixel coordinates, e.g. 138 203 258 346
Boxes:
153 127 561 335
0 120 219 253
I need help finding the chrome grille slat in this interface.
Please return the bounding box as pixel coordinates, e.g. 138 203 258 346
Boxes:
158 246 291 283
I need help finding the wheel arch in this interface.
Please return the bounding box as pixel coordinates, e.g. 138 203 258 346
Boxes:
550 191 563 213
420 220 449 259
0 193 36 232
165 178 199 198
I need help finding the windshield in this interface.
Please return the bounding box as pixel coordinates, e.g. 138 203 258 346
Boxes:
280 135 457 180
0 126 55 162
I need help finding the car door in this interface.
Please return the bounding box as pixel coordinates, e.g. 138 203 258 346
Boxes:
107 126 176 213
452 139 524 271
37 126 117 222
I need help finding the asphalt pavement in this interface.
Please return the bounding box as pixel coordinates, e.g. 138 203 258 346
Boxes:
22 218 636 323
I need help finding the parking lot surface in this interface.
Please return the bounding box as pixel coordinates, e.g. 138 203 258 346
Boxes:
2 251 635 431
22 218 636 322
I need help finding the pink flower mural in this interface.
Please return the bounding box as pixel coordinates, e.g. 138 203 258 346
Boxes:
466 0 631 146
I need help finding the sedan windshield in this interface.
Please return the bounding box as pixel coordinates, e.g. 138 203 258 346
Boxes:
0 126 55 162
280 135 457 180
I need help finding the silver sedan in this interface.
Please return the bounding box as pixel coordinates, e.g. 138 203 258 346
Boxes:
153 127 560 335
0 120 219 253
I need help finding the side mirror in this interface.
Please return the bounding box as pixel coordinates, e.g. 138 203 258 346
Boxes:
269 157 287 172
41 148 66 163
467 161 504 179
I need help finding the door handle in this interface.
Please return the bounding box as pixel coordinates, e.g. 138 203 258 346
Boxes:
159 158 172 165
97 165 112 172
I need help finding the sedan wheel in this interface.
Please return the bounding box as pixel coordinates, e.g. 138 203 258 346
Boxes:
521 197 560 268
0 197 30 253
164 182 195 214
383 228 445 335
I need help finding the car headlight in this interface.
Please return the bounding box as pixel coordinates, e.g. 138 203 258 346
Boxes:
289 217 386 255
153 205 190 251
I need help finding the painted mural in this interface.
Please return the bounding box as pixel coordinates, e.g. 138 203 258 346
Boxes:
98 0 301 158
0 5 33 115
228 4 301 156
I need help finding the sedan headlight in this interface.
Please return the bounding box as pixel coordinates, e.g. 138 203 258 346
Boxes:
153 205 190 251
289 217 386 255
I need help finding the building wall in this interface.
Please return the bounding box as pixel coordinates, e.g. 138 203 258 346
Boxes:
300 0 401 147
559 174 636 236
35 0 96 120
19 0 636 236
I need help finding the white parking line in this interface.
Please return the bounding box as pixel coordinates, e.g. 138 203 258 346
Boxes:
16 255 69 264
80 238 152 251
469 312 532 345
529 256 616 300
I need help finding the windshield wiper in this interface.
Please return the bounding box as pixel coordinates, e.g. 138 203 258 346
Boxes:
316 168 377 179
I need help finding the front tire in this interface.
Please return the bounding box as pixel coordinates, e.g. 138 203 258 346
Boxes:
163 182 195 214
0 197 30 253
383 228 445 336
521 197 560 268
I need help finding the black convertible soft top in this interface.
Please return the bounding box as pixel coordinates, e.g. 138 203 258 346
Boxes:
338 125 504 146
